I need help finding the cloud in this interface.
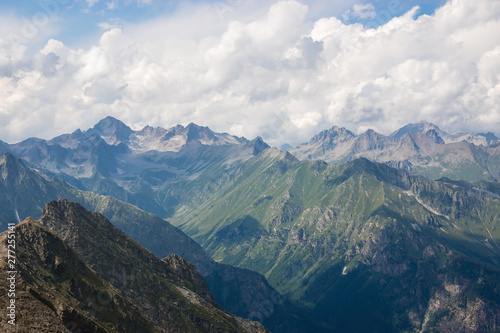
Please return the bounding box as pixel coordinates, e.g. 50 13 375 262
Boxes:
353 3 376 19
85 0 100 8
98 18 124 30
343 3 377 21
0 0 500 146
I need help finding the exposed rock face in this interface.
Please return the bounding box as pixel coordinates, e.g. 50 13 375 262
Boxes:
0 219 160 333
0 200 268 333
37 199 269 333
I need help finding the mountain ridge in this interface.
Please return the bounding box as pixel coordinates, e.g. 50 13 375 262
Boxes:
289 121 500 182
0 152 311 332
171 149 500 332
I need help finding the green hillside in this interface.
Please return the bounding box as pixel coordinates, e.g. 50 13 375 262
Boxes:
172 149 500 332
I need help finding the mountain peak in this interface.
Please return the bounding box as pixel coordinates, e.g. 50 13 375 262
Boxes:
38 199 269 333
0 140 10 154
93 115 128 129
185 122 211 142
390 121 445 139
309 125 356 145
479 132 499 145
88 116 133 145
249 136 270 155
423 129 445 144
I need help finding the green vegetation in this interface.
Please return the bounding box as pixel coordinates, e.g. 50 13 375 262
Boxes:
172 150 500 332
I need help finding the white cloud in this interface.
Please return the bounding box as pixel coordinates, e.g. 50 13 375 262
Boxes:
86 0 100 8
342 3 377 22
353 3 377 19
0 0 500 146
98 18 125 30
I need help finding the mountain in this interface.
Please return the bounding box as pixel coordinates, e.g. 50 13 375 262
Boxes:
0 200 268 332
289 121 500 182
390 121 499 146
4 117 500 331
7 117 264 218
171 149 500 332
0 152 311 332
389 121 447 140
0 218 160 332
0 140 9 154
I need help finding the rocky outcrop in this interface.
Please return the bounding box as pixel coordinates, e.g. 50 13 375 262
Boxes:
0 219 160 332
2 200 269 333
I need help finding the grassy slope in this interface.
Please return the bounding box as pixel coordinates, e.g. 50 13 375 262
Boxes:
172 149 500 331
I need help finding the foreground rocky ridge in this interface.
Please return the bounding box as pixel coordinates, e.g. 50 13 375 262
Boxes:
0 200 268 333
0 219 159 332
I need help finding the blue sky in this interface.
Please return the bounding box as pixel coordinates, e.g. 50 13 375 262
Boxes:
0 0 499 145
0 0 447 48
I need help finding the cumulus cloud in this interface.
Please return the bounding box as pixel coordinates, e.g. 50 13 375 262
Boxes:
0 0 500 146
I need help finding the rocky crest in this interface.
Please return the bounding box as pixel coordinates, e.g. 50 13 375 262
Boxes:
0 218 160 332
36 199 269 333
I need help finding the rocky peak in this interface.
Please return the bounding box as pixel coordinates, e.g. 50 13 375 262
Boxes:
86 116 133 145
162 254 215 303
390 121 445 139
185 122 210 141
424 129 445 144
309 126 356 145
138 125 167 137
249 137 270 155
479 132 499 145
1 217 160 332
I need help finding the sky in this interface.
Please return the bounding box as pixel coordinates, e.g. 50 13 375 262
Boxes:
0 0 499 146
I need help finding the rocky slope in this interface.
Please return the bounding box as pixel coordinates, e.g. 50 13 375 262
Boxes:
0 218 161 332
289 121 500 182
1 199 269 332
172 149 500 332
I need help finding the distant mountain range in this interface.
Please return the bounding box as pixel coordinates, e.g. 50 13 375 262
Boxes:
1 117 499 223
1 117 500 332
289 121 500 182
2 116 267 218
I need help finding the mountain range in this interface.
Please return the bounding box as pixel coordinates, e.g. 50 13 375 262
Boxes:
172 148 500 332
0 153 312 333
1 117 500 332
288 121 500 182
2 116 268 219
